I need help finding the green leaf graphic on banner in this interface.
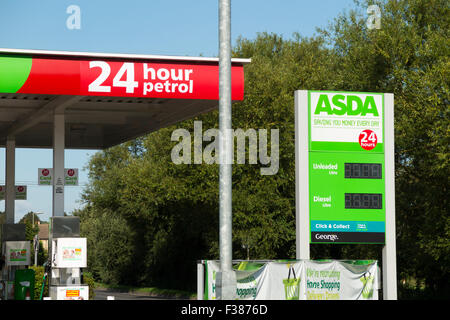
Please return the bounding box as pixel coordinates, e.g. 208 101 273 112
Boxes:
0 55 32 93
283 265 301 300
283 277 301 300
360 274 374 299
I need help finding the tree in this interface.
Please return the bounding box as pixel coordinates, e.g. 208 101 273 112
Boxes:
79 0 448 297
19 211 42 225
316 0 449 296
19 212 40 241
79 33 336 290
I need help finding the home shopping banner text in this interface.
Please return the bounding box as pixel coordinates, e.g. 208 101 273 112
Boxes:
204 260 378 300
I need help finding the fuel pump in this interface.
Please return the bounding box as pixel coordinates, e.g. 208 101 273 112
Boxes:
48 216 89 300
0 224 32 300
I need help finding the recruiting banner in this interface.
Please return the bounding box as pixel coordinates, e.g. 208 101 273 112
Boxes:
204 260 378 300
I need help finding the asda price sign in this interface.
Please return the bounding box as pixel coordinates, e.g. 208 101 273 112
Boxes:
307 91 385 244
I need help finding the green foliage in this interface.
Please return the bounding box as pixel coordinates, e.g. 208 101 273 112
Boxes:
19 211 42 224
18 212 40 241
78 0 448 297
78 207 137 286
35 241 48 266
29 266 47 300
316 0 449 293
83 271 96 300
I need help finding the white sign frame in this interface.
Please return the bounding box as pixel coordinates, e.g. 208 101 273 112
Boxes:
294 90 397 300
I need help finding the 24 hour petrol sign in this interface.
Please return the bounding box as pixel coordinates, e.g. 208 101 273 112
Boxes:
0 54 244 100
308 91 385 244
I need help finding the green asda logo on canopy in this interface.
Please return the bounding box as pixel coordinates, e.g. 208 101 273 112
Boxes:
314 94 379 116
0 55 32 93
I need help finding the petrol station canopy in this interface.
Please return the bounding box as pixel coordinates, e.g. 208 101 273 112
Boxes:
0 48 250 149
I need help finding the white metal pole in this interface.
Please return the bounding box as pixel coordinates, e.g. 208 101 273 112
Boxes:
218 0 236 300
197 262 204 300
34 235 38 266
5 136 15 224
382 93 397 300
52 113 65 217
295 90 310 260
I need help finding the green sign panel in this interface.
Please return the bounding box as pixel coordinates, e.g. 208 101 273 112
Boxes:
308 91 385 244
0 185 27 200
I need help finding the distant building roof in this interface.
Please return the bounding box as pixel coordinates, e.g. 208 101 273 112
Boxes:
38 224 49 240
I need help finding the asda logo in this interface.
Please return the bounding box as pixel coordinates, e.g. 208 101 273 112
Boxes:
314 94 379 117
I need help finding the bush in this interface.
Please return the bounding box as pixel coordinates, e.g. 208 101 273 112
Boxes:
29 266 47 300
83 271 96 300
79 207 138 286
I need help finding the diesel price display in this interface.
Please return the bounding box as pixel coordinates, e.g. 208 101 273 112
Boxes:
345 193 383 209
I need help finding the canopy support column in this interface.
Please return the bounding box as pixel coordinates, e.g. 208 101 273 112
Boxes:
52 112 65 217
5 136 15 224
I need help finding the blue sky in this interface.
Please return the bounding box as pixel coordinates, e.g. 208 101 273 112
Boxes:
0 0 357 222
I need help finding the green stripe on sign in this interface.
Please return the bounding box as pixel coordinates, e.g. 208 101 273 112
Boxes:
0 55 32 93
310 141 384 153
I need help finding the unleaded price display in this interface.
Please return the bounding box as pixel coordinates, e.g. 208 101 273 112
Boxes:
344 163 382 179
